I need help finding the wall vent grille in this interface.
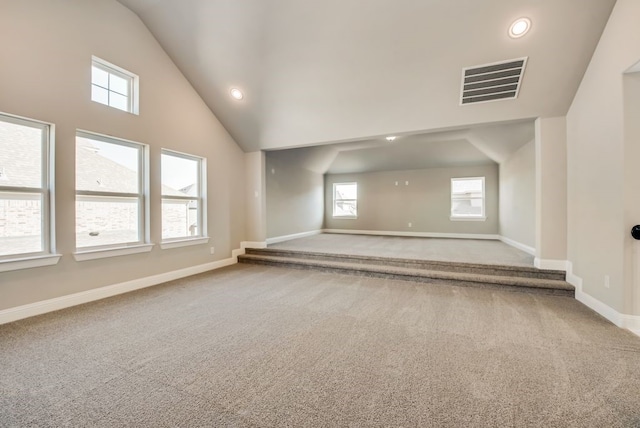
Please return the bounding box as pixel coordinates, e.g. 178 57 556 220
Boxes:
460 57 527 105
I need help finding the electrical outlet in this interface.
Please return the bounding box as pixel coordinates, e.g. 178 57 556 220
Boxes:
395 181 398 186
604 275 610 288
405 181 409 186
210 247 215 255
408 222 412 227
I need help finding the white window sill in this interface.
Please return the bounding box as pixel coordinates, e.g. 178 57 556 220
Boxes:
74 244 154 261
160 236 209 250
333 216 358 220
450 216 487 222
0 254 62 273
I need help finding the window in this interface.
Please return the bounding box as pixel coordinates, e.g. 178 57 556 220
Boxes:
0 113 58 268
451 177 485 220
91 56 139 114
333 182 357 218
75 131 149 255
161 150 207 246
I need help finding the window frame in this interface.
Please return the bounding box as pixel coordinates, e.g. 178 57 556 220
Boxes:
332 182 358 219
73 130 151 261
450 176 486 221
91 56 139 115
0 112 60 272
160 149 208 249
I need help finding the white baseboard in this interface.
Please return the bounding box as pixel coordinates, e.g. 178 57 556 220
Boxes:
534 258 568 271
0 252 240 326
322 229 500 240
266 230 322 245
566 261 640 338
498 236 535 256
241 241 267 249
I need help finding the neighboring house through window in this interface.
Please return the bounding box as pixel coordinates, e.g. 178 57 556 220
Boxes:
161 150 207 245
450 177 485 220
91 56 139 114
0 112 55 263
333 182 358 218
75 131 149 251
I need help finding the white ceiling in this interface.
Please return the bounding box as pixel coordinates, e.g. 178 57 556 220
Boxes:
117 0 615 156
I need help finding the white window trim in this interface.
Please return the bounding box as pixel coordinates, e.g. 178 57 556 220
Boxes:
91 56 139 115
161 149 207 244
0 112 59 272
333 182 358 219
450 176 486 221
75 130 151 255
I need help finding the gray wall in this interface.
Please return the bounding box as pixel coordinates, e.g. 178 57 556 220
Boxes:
499 140 535 249
566 0 640 315
0 0 246 310
324 165 499 235
266 152 324 239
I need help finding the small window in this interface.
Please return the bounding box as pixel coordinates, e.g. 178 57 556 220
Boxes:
0 113 54 259
161 150 206 241
451 177 485 220
333 182 357 218
91 56 139 114
75 131 148 250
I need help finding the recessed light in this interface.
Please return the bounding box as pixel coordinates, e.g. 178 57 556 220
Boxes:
509 18 531 38
386 136 397 142
230 88 244 100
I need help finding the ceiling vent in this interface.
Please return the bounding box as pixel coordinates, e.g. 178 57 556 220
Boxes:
460 57 527 105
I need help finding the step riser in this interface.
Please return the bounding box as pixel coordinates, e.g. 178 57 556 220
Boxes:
239 257 575 297
244 249 565 281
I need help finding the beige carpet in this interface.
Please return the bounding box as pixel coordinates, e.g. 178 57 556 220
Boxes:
2 264 640 427
270 233 535 267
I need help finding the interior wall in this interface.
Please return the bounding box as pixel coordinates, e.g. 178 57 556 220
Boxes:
0 0 246 311
324 165 498 235
566 0 640 314
499 140 535 249
265 152 324 239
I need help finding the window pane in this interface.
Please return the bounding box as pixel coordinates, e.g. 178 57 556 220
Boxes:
76 136 139 193
162 199 199 239
0 119 43 188
452 179 482 195
335 183 357 200
109 92 129 112
109 73 129 96
161 154 199 196
91 85 109 106
76 196 139 248
91 66 109 88
0 192 42 256
334 200 357 217
452 198 483 216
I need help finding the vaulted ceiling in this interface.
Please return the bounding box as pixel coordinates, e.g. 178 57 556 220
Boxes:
118 0 615 161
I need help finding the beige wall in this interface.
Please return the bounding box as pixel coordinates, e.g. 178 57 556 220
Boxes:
324 165 498 235
0 0 246 310
566 0 640 314
265 152 324 239
499 140 535 249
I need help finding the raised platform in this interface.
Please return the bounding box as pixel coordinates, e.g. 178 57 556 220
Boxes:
238 247 574 296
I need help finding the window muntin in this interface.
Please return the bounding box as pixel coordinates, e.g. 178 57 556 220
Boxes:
0 113 52 258
75 131 147 250
451 177 485 219
161 150 206 241
333 182 357 218
91 57 138 114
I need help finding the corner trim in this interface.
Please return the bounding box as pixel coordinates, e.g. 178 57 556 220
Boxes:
0 251 240 326
498 236 535 256
534 257 567 271
266 230 323 245
322 229 500 240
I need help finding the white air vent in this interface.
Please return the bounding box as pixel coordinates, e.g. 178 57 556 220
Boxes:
460 57 527 105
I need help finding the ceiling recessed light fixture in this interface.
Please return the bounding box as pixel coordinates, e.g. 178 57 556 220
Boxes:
386 136 397 142
230 88 244 100
509 17 531 38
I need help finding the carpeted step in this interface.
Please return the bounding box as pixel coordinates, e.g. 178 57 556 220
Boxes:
238 253 575 296
244 248 566 281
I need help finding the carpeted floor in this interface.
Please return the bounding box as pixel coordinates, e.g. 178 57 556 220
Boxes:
270 234 535 267
2 264 640 427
